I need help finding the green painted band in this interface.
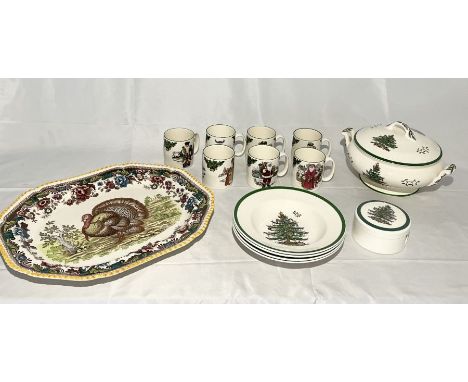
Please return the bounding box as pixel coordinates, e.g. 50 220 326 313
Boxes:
233 226 343 260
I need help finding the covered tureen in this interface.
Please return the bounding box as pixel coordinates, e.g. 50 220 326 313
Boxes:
342 121 456 196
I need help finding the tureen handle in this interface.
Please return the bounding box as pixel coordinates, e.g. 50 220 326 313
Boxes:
386 121 417 141
428 164 456 186
341 128 354 147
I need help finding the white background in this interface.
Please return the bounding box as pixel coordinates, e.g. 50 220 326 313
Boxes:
0 78 467 302
1 1 468 381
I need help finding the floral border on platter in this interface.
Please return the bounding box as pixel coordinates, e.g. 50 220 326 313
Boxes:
0 163 215 282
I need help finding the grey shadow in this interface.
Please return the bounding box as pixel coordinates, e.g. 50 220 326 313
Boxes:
416 175 454 194
4 230 208 287
232 229 342 269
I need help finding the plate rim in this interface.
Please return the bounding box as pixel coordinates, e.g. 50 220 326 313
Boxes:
234 186 346 254
232 219 344 256
0 163 215 282
233 226 340 264
233 225 341 261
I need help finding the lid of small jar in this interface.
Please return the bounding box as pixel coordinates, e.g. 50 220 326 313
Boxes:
356 200 410 234
354 121 441 166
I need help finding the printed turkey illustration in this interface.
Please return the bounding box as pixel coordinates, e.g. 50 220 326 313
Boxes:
81 198 149 242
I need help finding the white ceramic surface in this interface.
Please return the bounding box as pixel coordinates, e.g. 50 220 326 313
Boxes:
342 121 456 196
164 128 200 169
202 145 235 189
291 128 332 157
352 200 411 255
234 187 346 254
205 124 246 156
246 145 288 189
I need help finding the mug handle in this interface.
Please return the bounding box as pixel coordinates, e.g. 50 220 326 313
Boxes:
193 133 200 154
234 133 246 157
278 152 289 177
321 138 332 157
322 156 335 182
275 134 286 152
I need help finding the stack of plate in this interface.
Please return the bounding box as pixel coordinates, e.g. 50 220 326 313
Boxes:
232 187 346 264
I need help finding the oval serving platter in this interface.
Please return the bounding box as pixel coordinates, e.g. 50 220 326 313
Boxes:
0 164 214 282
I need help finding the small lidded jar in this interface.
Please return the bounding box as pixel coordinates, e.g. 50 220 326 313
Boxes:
352 200 411 254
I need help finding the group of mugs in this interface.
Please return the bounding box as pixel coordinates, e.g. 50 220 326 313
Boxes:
163 124 335 191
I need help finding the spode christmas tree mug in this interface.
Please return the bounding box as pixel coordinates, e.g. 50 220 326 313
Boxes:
205 124 246 156
291 128 331 157
164 128 200 169
202 145 235 189
247 145 288 189
246 126 286 156
292 147 335 190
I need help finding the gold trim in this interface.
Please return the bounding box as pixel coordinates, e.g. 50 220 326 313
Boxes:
206 123 237 138
0 163 215 282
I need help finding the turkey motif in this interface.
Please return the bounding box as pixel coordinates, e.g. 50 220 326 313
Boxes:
81 198 149 242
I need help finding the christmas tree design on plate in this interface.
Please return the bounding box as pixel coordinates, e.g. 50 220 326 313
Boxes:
264 212 308 246
371 134 397 151
363 163 386 185
367 205 397 225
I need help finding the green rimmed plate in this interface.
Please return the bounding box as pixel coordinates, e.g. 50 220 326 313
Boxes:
233 187 345 254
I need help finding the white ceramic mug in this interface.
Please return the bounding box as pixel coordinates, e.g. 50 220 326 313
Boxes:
247 145 288 189
292 147 335 191
205 124 246 156
164 128 200 168
246 126 286 156
291 128 331 158
202 145 235 189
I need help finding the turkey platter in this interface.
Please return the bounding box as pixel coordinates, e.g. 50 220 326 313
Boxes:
0 164 214 282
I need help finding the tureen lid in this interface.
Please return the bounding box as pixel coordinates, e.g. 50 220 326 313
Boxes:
354 121 442 166
356 200 410 233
